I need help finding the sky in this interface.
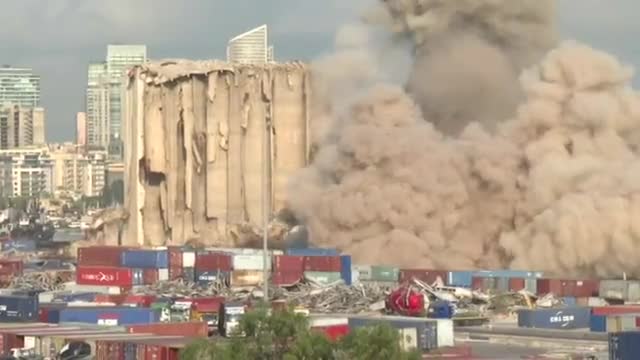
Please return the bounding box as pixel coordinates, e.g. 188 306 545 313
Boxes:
1 0 639 142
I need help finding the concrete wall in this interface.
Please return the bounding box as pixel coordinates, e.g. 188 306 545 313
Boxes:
122 60 310 247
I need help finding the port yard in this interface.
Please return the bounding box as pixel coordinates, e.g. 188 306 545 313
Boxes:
0 245 639 359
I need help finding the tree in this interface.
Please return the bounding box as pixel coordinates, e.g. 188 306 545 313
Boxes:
180 305 421 360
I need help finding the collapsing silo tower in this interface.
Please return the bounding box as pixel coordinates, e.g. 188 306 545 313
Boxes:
122 60 311 247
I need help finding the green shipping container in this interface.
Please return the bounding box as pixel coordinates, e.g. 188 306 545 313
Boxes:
303 271 342 286
370 266 400 282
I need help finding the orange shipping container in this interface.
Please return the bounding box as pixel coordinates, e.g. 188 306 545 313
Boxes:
126 322 208 338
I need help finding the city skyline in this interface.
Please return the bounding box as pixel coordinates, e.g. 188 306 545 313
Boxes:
1 0 639 142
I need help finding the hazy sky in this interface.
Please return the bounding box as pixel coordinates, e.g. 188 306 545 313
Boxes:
1 0 638 142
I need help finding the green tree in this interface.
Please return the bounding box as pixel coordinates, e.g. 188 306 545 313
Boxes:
180 306 421 360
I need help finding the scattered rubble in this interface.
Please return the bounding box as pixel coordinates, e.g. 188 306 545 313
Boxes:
9 271 72 292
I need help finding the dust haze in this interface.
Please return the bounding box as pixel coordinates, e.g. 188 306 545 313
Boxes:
288 0 640 277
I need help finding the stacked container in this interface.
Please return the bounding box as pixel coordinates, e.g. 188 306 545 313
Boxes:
517 307 591 329
304 255 342 286
195 251 232 285
272 255 304 286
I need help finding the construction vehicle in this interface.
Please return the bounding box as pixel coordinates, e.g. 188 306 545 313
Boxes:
385 285 426 317
218 302 247 337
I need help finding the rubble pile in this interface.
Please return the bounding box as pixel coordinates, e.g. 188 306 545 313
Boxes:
282 282 394 313
9 272 71 292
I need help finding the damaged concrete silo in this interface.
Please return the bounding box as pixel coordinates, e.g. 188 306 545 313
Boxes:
121 60 311 247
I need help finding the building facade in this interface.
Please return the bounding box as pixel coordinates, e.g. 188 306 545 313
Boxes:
106 45 147 146
86 63 111 148
0 147 52 198
76 112 87 147
227 25 275 65
0 105 46 149
0 66 40 108
49 144 106 198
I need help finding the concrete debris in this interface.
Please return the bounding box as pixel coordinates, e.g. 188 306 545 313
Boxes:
9 271 72 292
85 207 128 246
281 282 396 313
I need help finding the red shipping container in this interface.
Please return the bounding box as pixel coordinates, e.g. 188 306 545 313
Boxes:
509 278 526 291
592 305 640 316
185 296 225 312
0 260 23 276
574 279 600 297
272 270 303 286
143 269 159 285
195 252 232 271
304 256 341 272
537 279 577 296
123 294 156 307
77 246 132 267
76 266 134 286
127 322 208 337
0 332 23 357
636 317 640 328
273 255 304 272
168 247 183 280
312 324 350 341
398 269 447 285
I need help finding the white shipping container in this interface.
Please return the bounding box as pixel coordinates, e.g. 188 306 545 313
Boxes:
351 269 360 285
398 328 418 351
63 283 123 295
24 336 36 350
158 269 169 281
233 254 271 271
182 252 196 267
310 317 349 327
230 270 264 287
435 319 454 347
352 265 372 281
205 247 283 256
38 291 56 303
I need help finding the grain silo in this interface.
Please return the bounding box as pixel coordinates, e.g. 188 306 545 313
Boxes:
122 60 311 247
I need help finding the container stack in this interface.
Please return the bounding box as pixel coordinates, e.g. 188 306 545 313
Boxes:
194 251 231 285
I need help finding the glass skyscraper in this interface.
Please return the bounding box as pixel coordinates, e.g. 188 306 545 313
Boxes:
0 66 40 108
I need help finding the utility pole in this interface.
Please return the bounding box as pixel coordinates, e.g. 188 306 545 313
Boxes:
262 117 270 302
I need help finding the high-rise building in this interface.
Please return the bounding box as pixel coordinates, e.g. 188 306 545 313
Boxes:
76 112 87 147
0 66 40 108
106 45 147 143
0 105 46 149
227 25 275 65
49 144 106 197
0 147 53 198
86 62 111 148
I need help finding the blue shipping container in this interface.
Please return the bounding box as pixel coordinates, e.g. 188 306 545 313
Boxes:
285 248 339 256
340 255 352 286
54 292 98 303
0 295 38 322
121 250 169 268
562 297 577 306
517 307 590 330
448 271 473 287
609 331 640 360
1 240 36 252
590 314 606 332
40 303 67 324
59 307 160 325
348 316 438 350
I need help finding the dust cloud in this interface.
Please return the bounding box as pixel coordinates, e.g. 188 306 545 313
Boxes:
288 0 640 277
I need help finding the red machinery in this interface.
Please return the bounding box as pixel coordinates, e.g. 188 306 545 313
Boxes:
385 286 425 317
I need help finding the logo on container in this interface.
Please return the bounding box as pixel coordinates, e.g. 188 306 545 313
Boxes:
81 271 115 282
549 311 575 327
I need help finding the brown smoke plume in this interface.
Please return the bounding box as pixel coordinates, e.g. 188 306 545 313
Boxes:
289 1 640 277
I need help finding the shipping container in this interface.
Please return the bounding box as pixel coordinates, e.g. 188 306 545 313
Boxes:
230 270 264 287
63 283 128 295
370 266 399 282
352 265 372 281
54 292 99 303
272 255 304 272
605 314 640 333
398 269 447 285
122 295 156 307
94 294 127 305
183 251 196 267
348 316 438 350
195 251 232 272
609 331 640 360
591 314 606 332
0 260 23 276
574 279 600 297
524 278 537 293
130 338 187 360
59 307 160 326
39 303 67 323
471 277 497 291
472 270 543 279
592 305 640 316
121 250 169 269
600 280 640 302
562 297 577 306
340 256 352 286
311 324 350 341
0 295 38 322
76 266 135 286
271 271 303 286
304 256 341 272
78 246 132 267
196 270 230 284
159 269 169 281
232 254 271 271
517 307 590 329
2 239 36 252
508 277 525 291
303 271 342 286
447 271 473 287
143 269 159 285
183 268 195 283
435 319 454 347
536 279 580 297
285 248 339 256
127 322 208 337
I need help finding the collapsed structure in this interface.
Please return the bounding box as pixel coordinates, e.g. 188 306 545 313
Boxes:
117 61 311 247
